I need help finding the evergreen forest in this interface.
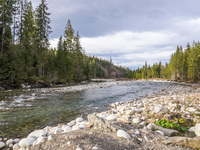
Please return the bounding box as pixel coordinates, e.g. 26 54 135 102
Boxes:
0 0 128 89
132 42 200 83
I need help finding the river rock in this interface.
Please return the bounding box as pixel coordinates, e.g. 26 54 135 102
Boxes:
54 127 62 134
72 125 81 131
147 123 155 131
33 136 46 146
152 105 168 113
132 118 141 124
28 129 47 138
117 130 131 139
76 117 84 123
117 115 131 123
79 124 87 129
19 137 35 148
14 138 20 143
6 139 13 145
67 120 76 127
13 143 20 150
0 141 5 149
87 114 117 132
188 126 195 132
194 123 200 136
186 107 197 112
63 126 72 132
106 114 117 121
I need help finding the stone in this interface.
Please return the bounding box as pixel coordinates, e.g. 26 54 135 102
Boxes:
153 105 168 113
54 127 62 134
117 130 131 139
92 146 99 149
28 129 47 138
72 125 81 131
147 123 155 131
67 120 76 127
186 107 197 112
117 115 131 123
33 136 46 146
163 137 200 149
87 114 117 132
6 139 13 145
132 118 141 124
0 141 5 149
48 135 53 141
63 126 72 132
76 117 84 123
135 130 140 135
18 137 35 148
106 114 117 121
13 143 20 150
188 126 195 132
154 124 179 136
8 143 13 148
14 138 20 143
194 123 200 136
79 124 87 129
155 130 164 136
125 110 135 115
76 148 83 150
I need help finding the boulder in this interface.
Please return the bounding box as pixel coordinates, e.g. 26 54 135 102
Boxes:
0 141 5 149
117 130 131 139
195 123 200 136
87 114 118 132
18 137 35 148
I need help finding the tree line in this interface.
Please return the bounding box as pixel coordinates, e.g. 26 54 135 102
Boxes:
131 41 200 82
0 0 128 89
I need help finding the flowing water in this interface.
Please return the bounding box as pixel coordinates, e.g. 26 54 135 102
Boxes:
0 80 172 138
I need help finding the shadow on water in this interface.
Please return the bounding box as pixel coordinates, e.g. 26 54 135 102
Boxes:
0 81 172 138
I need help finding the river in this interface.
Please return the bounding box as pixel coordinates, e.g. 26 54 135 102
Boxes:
0 80 172 139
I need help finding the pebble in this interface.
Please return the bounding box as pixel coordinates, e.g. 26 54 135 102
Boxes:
76 117 84 123
0 141 5 149
92 146 99 149
6 139 13 145
117 130 131 139
13 143 20 150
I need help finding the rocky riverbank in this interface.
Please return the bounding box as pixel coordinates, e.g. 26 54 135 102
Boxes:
1 81 200 150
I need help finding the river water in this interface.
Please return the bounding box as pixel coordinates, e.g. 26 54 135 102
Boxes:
0 80 172 138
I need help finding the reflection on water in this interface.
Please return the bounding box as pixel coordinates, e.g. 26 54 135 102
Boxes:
0 81 172 138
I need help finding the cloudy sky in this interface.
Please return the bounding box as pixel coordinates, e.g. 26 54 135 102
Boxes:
32 0 200 69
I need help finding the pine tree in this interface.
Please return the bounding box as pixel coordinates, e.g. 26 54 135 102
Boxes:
35 0 51 77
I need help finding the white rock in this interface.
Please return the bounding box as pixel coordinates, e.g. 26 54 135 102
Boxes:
97 113 107 119
147 123 155 131
14 138 20 143
79 124 87 129
76 117 84 123
76 148 83 150
67 141 71 146
13 143 20 150
8 143 13 148
153 105 168 113
18 148 26 150
6 139 13 145
54 127 62 134
188 126 195 132
135 130 140 135
125 110 135 115
186 107 197 112
194 123 200 136
117 130 131 139
0 141 5 149
106 114 117 121
28 129 47 138
19 137 35 148
92 146 99 149
61 125 68 130
72 125 80 131
132 118 141 124
33 136 46 146
67 120 76 126
63 126 72 132
48 135 53 141
139 121 146 126
155 130 165 136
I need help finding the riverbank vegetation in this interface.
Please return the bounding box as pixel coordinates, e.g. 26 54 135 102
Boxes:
132 41 200 83
0 0 128 89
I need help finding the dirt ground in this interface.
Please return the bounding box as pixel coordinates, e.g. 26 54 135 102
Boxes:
30 128 193 150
